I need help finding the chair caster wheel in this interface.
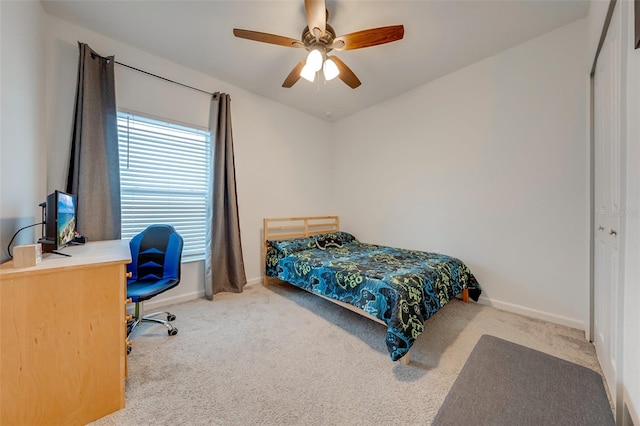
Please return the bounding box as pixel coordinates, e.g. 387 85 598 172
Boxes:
126 346 132 355
167 314 176 321
168 328 178 336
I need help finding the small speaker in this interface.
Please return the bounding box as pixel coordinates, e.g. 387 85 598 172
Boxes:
13 244 42 268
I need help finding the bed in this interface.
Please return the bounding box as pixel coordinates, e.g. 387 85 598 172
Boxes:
263 216 481 364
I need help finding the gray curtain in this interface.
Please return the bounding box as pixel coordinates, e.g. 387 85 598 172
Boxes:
205 93 247 298
66 43 121 241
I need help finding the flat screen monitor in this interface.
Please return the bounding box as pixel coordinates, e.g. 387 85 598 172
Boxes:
40 190 77 252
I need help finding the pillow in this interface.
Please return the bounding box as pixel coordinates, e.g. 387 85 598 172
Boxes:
268 232 358 255
268 236 317 257
331 231 357 245
316 234 343 250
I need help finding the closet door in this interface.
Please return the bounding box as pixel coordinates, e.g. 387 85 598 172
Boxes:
593 0 622 405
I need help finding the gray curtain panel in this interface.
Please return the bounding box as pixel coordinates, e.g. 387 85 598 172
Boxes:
66 42 121 241
205 92 247 298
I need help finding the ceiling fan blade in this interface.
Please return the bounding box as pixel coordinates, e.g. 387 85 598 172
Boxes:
330 56 361 89
233 29 303 48
334 25 404 51
282 58 307 88
305 0 326 37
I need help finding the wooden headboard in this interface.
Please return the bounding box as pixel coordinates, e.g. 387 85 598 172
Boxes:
263 216 339 242
263 216 339 259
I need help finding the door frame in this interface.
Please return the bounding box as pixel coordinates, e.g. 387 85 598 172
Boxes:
589 0 618 344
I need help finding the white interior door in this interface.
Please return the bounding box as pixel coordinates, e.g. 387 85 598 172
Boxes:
593 0 621 406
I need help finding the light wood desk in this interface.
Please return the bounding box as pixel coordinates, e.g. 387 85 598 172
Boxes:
0 240 131 425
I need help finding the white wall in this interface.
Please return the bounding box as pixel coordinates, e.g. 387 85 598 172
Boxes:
44 14 334 305
331 19 589 329
0 1 47 264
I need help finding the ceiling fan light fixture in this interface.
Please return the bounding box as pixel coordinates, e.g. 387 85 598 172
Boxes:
233 0 404 89
323 58 340 81
306 48 323 72
300 63 316 82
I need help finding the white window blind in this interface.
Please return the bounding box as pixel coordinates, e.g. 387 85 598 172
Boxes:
117 111 210 260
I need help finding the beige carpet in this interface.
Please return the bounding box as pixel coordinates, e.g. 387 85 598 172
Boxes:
92 282 606 426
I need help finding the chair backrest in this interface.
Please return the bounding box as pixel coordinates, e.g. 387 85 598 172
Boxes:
127 224 183 282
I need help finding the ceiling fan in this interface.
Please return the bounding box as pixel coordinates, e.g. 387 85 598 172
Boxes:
233 0 404 89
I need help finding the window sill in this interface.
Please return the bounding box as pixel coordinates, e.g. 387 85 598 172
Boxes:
182 256 205 264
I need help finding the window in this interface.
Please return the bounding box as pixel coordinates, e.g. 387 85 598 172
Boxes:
117 111 210 260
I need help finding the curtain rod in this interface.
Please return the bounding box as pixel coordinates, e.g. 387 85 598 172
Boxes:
114 61 214 96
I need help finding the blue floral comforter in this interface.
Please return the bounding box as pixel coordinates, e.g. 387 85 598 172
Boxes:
266 232 481 361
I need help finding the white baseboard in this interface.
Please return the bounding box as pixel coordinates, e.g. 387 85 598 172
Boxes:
246 276 264 287
477 295 585 330
134 277 265 312
141 289 207 311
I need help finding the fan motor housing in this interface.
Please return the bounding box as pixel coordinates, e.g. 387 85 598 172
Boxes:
302 24 337 52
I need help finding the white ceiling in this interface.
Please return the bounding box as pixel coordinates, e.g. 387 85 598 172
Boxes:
41 0 589 122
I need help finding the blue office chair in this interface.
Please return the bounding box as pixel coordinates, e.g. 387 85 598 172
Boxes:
126 224 183 349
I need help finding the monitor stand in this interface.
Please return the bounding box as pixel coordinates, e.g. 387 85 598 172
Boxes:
38 239 72 257
50 250 72 258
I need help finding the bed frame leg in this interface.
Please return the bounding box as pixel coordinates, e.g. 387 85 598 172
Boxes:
400 351 411 365
462 288 469 303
